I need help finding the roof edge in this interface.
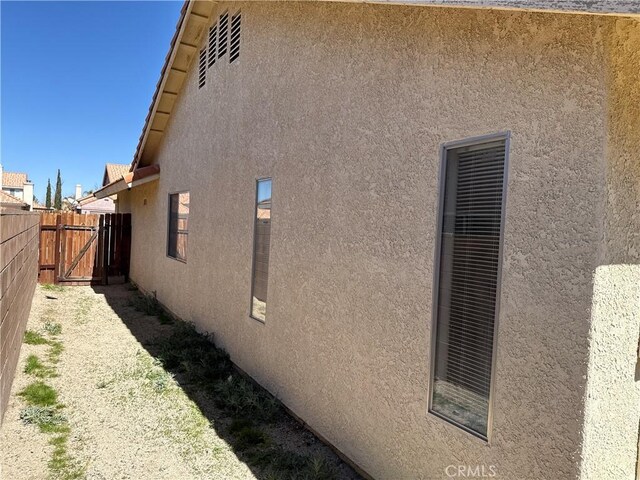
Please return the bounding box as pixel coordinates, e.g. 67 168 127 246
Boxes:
130 0 638 170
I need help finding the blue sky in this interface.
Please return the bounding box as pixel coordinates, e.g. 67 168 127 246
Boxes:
1 1 182 201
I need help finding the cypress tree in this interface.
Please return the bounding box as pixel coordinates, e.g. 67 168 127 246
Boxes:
54 170 62 210
45 179 52 209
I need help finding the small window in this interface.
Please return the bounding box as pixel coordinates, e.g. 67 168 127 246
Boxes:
198 48 206 88
218 12 228 59
430 134 509 439
168 192 189 262
208 24 217 68
250 178 272 321
229 12 241 63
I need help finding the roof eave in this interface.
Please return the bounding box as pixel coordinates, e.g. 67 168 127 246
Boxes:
94 165 161 199
130 0 639 171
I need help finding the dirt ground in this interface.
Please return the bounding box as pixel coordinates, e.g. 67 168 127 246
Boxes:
0 284 359 480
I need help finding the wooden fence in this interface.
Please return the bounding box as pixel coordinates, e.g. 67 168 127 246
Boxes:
39 212 131 286
0 207 39 423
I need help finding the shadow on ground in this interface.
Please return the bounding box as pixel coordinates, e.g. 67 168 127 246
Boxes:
93 284 361 480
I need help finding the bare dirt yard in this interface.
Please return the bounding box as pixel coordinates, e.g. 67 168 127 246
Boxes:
0 284 360 480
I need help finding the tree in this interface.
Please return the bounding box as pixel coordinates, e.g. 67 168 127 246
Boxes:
54 170 62 210
45 179 52 209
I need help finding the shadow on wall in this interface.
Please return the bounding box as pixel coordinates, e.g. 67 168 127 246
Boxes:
92 283 363 480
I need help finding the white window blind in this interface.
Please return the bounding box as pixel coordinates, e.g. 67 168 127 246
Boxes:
430 135 508 439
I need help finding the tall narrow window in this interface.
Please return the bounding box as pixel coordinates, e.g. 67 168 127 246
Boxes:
430 134 508 439
198 48 206 88
229 12 241 63
218 12 228 59
208 24 217 68
168 192 190 262
250 179 272 321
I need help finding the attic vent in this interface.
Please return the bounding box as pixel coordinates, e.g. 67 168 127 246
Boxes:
208 24 217 68
218 12 228 58
229 13 241 63
198 48 206 88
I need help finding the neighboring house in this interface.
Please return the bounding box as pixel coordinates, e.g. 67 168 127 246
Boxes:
0 190 29 210
32 199 52 212
97 2 640 479
0 164 33 211
75 195 116 214
101 163 130 211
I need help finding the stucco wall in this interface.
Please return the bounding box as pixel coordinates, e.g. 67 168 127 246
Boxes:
579 18 640 480
120 3 639 478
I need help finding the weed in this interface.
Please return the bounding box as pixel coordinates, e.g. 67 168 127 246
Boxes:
234 425 270 451
145 367 172 392
44 321 63 336
73 295 94 324
19 381 58 406
158 311 174 325
41 284 65 293
95 378 113 389
24 354 55 378
229 418 254 434
214 375 281 422
48 340 64 365
49 433 85 480
130 293 164 317
19 405 67 433
156 322 231 383
24 330 48 345
247 447 338 480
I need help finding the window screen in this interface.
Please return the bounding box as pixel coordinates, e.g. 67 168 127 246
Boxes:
250 179 272 321
168 192 189 262
430 135 508 438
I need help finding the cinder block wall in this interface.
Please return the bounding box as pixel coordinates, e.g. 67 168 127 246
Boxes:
0 208 39 423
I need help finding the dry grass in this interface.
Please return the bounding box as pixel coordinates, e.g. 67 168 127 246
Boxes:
1 284 359 480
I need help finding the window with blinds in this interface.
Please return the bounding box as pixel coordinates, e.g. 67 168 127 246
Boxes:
198 48 206 88
430 134 508 439
167 192 190 262
250 178 272 322
218 12 228 59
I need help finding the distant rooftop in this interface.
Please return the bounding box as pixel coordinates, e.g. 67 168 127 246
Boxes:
2 171 28 188
103 164 130 186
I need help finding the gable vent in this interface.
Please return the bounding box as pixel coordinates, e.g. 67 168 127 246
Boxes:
218 12 228 58
208 24 217 68
229 13 241 63
198 48 206 88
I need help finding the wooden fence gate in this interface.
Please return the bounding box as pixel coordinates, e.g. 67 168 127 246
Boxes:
38 212 131 285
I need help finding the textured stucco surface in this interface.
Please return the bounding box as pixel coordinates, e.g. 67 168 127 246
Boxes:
119 3 639 479
579 18 640 480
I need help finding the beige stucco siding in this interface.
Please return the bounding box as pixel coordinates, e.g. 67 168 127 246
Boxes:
579 18 640 480
120 3 638 479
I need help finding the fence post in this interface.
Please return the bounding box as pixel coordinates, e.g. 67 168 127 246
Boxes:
53 213 62 285
103 214 110 285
